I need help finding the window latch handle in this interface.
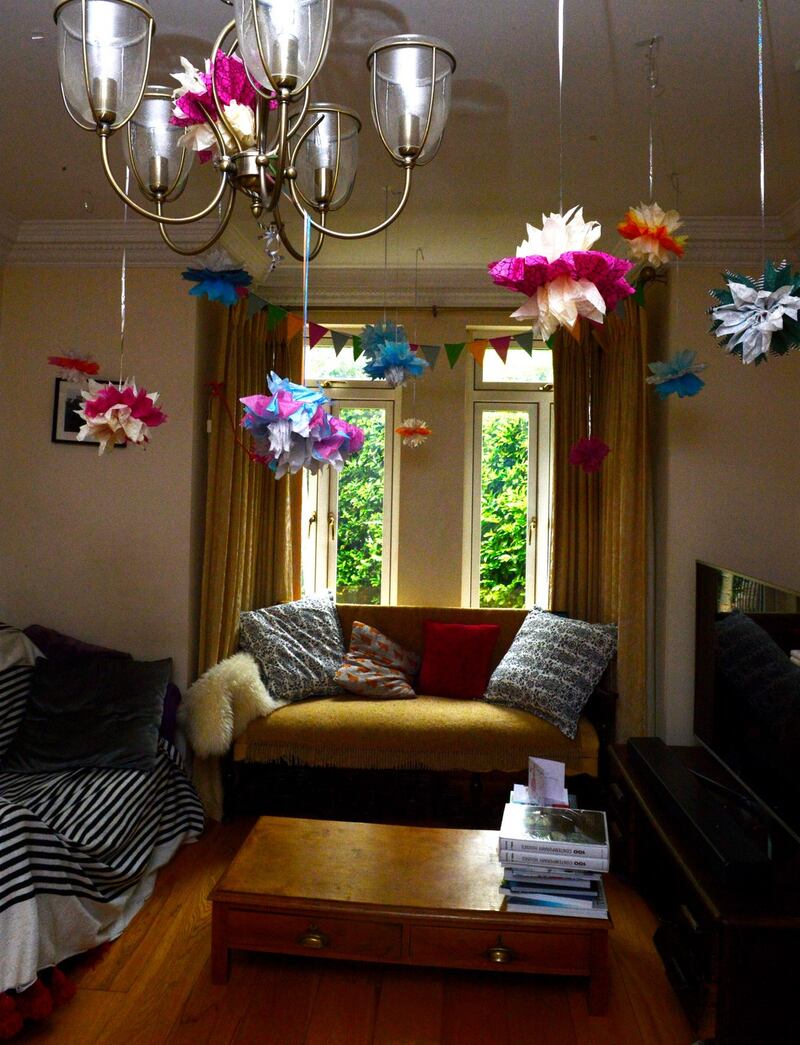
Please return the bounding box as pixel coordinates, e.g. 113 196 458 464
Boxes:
327 511 336 541
307 510 317 537
528 516 537 544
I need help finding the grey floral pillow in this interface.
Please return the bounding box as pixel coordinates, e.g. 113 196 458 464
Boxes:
239 592 345 702
483 608 616 738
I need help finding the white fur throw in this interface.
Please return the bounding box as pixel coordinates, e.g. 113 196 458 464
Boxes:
179 652 285 818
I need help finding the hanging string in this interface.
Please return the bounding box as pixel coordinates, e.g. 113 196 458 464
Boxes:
646 37 660 201
756 0 766 262
382 186 390 323
118 166 130 387
302 212 311 354
557 0 564 212
412 247 424 412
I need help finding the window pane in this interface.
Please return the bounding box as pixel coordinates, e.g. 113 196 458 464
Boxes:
336 407 385 604
305 345 366 381
479 410 529 608
481 348 553 384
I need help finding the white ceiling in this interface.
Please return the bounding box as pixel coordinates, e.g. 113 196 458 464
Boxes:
4 1 800 272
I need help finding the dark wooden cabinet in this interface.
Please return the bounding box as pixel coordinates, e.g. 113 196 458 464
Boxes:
609 744 800 1045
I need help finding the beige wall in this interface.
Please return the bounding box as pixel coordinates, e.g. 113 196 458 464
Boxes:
652 266 800 743
0 266 204 690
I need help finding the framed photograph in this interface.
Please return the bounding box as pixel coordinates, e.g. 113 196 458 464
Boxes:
51 377 124 447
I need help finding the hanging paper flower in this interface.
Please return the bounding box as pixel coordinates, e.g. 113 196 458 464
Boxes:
646 350 707 399
709 261 800 364
568 436 610 474
77 379 167 454
181 248 252 306
395 419 431 447
488 206 635 340
170 51 271 162
240 372 364 479
360 320 429 387
47 353 100 382
618 203 687 266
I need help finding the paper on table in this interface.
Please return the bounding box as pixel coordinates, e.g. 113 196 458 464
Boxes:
528 757 569 807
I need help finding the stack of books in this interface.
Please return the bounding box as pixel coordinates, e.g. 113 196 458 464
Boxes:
498 801 610 919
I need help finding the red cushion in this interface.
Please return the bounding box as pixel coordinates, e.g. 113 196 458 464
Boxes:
418 621 501 699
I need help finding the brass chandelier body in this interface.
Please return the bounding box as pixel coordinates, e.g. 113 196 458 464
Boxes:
54 0 456 260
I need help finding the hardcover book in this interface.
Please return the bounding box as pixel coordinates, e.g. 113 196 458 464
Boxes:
505 879 609 919
499 804 609 857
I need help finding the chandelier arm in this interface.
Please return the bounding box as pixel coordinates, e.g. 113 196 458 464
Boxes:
99 133 230 224
273 204 326 261
247 0 333 100
287 166 414 241
287 112 327 212
259 100 293 213
209 19 244 154
77 0 154 133
155 190 236 256
415 47 439 159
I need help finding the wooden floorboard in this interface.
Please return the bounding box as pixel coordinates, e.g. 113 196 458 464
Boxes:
16 819 696 1045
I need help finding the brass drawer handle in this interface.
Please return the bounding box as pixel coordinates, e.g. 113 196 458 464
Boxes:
486 945 515 964
298 927 328 949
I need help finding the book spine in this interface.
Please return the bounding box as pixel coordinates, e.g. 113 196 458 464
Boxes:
505 901 608 919
499 838 608 858
499 848 609 872
499 888 596 908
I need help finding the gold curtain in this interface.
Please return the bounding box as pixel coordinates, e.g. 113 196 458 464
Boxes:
551 298 650 739
197 301 302 677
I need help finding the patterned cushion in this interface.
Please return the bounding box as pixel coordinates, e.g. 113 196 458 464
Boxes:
239 592 345 702
334 621 420 699
483 608 616 738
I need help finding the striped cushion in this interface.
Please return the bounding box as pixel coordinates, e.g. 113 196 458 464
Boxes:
0 624 35 758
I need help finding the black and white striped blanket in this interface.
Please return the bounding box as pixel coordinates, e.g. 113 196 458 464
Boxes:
0 632 205 994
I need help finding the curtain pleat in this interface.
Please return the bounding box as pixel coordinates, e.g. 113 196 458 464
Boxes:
197 302 302 677
551 300 650 739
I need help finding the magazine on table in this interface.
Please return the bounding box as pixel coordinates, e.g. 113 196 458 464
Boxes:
499 803 609 857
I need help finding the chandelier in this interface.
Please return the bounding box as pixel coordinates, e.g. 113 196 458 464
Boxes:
53 0 456 260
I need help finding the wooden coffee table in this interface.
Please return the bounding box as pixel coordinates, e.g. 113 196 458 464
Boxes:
210 816 610 1014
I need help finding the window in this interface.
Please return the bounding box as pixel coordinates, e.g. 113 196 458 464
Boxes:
463 329 553 609
302 333 400 603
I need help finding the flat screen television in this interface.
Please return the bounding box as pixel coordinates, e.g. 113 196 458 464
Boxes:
694 561 800 848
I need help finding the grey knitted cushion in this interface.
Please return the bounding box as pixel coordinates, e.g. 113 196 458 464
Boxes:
239 591 345 702
483 608 616 738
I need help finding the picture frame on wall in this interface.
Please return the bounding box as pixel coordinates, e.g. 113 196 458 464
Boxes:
51 377 124 447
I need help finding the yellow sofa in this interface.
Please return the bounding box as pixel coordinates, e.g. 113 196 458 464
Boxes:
233 605 614 779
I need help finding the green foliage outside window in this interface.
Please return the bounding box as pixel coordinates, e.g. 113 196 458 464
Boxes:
480 413 529 607
336 408 385 604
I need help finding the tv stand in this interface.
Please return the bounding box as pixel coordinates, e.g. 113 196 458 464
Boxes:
609 743 800 1045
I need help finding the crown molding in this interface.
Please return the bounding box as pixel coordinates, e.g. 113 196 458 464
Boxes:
255 265 513 308
0 209 19 265
3 218 220 267
2 212 800 290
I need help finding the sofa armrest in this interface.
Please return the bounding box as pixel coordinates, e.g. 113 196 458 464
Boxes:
583 686 617 782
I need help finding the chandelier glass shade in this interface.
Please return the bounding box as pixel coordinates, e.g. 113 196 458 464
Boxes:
53 0 456 261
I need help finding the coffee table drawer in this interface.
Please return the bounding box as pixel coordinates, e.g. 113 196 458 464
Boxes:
223 907 403 961
409 924 592 973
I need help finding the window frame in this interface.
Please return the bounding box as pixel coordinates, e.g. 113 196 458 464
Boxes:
462 341 554 610
302 382 402 605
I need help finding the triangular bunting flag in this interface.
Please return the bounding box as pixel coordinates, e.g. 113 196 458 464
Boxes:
514 330 534 353
352 335 363 360
246 293 266 319
285 312 304 343
545 333 557 349
445 342 466 368
409 343 420 352
468 339 488 366
331 330 350 355
308 322 328 348
420 344 441 368
489 335 511 362
267 302 287 330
